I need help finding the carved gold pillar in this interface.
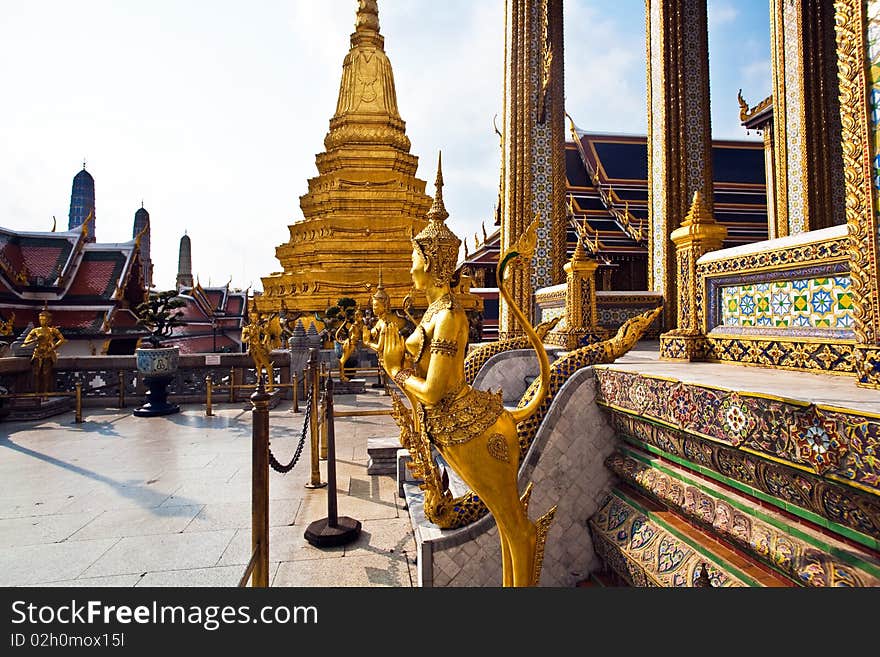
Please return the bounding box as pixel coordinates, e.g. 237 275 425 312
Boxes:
771 0 846 236
500 0 567 338
659 190 726 361
762 125 779 239
646 0 714 332
548 239 606 349
835 0 880 388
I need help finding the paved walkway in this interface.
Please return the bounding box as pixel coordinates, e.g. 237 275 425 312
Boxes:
0 388 416 587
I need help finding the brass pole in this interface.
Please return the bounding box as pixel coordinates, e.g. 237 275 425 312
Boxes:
250 376 270 587
320 390 329 460
292 373 299 413
74 383 82 424
205 375 214 416
229 367 236 403
305 348 326 489
325 375 338 526
118 370 125 408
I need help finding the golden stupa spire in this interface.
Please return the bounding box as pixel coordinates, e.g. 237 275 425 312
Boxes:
354 0 380 37
327 0 408 151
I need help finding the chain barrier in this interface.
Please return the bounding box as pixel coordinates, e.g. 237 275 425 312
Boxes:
269 388 312 473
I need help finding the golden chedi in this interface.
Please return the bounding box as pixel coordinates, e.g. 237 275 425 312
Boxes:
258 0 432 321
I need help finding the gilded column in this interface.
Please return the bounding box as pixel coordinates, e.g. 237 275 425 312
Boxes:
645 0 714 332
771 0 847 236
835 0 880 388
500 0 566 338
658 190 726 360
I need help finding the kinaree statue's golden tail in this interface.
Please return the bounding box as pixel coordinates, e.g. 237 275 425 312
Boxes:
496 215 552 427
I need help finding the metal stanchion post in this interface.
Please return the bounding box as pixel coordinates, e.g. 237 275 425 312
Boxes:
75 383 83 424
229 367 236 403
305 349 326 489
292 373 299 413
250 376 270 587
304 375 361 547
118 370 125 408
205 375 214 416
319 388 329 461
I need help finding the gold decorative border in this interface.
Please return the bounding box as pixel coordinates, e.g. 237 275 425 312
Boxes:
835 0 880 368
771 0 790 236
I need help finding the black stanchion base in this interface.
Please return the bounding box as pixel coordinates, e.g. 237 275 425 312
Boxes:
133 375 180 417
304 516 362 547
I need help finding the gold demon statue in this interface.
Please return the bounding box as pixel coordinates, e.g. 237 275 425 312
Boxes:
376 154 555 587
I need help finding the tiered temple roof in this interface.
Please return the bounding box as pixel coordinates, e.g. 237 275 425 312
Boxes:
168 281 248 354
0 222 146 355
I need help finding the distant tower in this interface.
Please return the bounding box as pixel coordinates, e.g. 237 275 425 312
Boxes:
176 232 193 289
133 204 153 288
68 163 96 242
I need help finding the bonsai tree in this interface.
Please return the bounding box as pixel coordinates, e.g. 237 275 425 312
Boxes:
135 289 187 348
315 297 357 348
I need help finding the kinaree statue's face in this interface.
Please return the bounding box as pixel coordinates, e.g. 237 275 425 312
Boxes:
371 297 387 317
410 246 430 290
38 313 50 328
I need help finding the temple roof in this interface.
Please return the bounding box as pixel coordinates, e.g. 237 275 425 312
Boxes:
462 122 769 270
0 222 146 340
167 283 249 353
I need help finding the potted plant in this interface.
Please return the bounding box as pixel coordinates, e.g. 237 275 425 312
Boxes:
132 289 186 416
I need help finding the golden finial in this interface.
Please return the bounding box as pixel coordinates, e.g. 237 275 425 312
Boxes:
355 0 380 35
482 220 488 242
134 219 149 248
81 210 94 239
426 151 449 223
737 89 750 121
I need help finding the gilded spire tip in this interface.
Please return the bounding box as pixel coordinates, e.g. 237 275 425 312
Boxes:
426 151 448 223
355 0 380 34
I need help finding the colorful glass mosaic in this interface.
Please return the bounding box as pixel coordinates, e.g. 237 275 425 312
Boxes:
720 276 853 329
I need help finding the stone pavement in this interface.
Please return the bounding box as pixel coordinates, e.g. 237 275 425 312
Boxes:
0 388 417 587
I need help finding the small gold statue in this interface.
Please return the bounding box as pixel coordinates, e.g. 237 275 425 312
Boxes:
379 154 554 587
364 273 407 363
22 305 65 395
242 303 283 391
335 308 365 382
0 312 14 336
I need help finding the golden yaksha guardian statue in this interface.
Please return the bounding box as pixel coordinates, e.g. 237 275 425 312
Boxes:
242 300 283 391
378 153 555 587
22 305 65 394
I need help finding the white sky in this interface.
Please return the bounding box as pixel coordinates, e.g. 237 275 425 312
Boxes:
0 1 770 292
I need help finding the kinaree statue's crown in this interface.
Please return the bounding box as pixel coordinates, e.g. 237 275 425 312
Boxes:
413 152 461 285
372 270 390 305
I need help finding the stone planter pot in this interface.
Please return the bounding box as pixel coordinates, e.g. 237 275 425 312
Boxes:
133 346 180 417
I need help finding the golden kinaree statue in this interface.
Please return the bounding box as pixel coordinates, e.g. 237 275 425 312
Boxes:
376 154 555 587
242 304 283 391
364 272 407 362
22 306 65 394
335 308 366 382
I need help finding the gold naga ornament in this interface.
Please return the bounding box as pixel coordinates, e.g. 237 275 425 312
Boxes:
376 153 556 587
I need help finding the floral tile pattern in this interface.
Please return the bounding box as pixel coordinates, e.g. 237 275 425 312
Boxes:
720 277 853 329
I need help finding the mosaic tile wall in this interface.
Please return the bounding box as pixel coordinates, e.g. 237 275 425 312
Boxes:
720 276 853 329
